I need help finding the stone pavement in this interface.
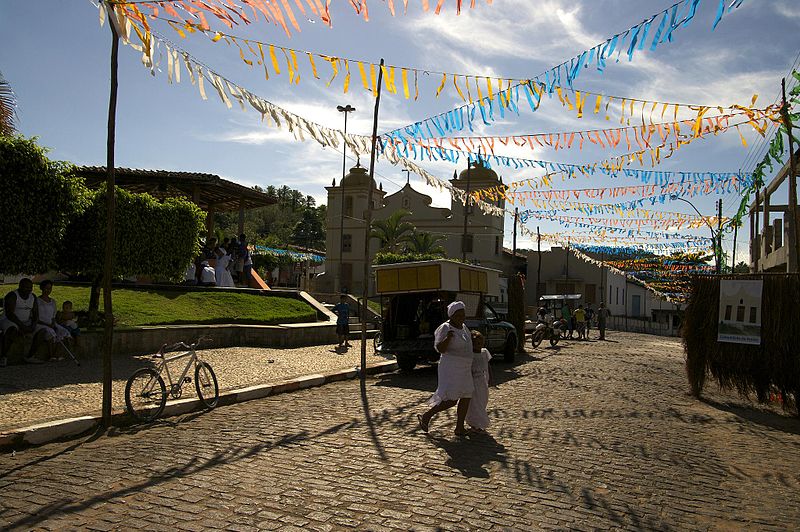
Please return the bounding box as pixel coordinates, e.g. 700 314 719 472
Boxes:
2 331 799 530
0 342 390 431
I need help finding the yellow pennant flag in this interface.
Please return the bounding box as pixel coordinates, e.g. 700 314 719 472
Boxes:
369 63 377 94
486 77 494 100
435 73 447 97
290 50 300 84
343 59 352 93
358 61 369 91
269 45 281 74
594 94 603 114
401 68 410 99
453 75 466 102
324 56 338 87
282 49 295 84
382 65 397 94
307 53 320 79
257 43 269 80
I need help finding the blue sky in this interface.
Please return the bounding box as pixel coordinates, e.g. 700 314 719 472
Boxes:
2 1 799 261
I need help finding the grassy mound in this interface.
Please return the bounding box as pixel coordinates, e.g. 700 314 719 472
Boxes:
0 285 316 327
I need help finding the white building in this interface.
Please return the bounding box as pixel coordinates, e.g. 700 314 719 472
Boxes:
315 162 514 295
527 247 683 331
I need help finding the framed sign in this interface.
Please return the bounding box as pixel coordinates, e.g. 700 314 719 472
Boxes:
718 279 763 345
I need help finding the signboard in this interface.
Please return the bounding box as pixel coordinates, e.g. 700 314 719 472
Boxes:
718 279 763 345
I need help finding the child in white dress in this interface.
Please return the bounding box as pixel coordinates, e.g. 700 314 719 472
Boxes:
465 331 492 433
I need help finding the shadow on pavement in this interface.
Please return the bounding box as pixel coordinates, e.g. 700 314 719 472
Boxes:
429 431 508 478
0 426 106 479
700 397 800 435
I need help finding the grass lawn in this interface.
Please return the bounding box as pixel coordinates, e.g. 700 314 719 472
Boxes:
0 285 317 327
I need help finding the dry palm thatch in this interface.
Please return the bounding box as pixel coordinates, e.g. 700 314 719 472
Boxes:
0 71 18 136
682 274 800 414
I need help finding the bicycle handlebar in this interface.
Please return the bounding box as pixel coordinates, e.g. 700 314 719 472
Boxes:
156 337 210 356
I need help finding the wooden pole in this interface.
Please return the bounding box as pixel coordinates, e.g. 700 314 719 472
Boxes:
361 59 384 381
103 7 120 427
717 198 723 274
782 78 800 272
461 158 472 262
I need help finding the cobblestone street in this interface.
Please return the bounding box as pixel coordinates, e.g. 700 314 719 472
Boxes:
2 332 799 530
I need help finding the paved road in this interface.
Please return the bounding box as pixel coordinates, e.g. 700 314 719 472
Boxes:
2 332 799 530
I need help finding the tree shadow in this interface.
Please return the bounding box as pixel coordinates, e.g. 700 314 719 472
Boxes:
0 426 107 479
699 397 800 436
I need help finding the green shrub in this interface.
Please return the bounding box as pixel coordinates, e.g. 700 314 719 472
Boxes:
0 136 88 274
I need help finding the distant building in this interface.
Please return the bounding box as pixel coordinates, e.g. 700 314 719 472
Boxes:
527 246 683 332
314 162 518 295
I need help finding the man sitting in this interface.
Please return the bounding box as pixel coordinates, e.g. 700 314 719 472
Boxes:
0 278 46 366
199 261 217 287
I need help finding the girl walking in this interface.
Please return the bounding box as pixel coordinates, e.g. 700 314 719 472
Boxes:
465 331 492 433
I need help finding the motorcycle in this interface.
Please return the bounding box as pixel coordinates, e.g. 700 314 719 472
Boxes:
531 318 562 348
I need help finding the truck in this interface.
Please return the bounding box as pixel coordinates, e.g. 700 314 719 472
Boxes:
372 259 518 371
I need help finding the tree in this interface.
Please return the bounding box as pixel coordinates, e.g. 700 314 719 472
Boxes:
370 209 414 252
291 208 325 250
733 261 749 273
404 230 445 255
0 136 87 274
0 71 17 136
59 186 205 315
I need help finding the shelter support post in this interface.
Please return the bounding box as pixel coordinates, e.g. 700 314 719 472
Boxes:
238 196 245 236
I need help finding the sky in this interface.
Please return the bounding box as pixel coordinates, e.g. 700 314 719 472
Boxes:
2 0 799 263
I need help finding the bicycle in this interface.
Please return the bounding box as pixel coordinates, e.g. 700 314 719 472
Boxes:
124 339 219 422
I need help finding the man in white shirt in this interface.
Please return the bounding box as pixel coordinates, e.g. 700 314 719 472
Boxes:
1 278 45 365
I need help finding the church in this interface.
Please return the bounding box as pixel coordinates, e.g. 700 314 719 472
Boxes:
313 161 520 296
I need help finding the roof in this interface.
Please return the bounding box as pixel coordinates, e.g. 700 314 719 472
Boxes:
74 166 276 212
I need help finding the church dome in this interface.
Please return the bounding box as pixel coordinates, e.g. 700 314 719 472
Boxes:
341 164 376 188
456 160 499 182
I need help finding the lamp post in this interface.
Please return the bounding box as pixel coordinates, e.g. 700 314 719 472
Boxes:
671 195 721 274
336 104 355 294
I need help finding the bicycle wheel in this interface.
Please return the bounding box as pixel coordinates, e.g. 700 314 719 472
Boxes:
125 368 167 422
195 361 219 409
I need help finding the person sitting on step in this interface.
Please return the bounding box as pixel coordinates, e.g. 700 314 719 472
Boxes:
0 278 46 366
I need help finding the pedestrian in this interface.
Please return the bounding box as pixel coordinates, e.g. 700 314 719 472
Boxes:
597 302 611 340
574 304 587 340
561 303 573 338
417 301 474 437
465 331 492 433
585 303 595 337
333 295 351 348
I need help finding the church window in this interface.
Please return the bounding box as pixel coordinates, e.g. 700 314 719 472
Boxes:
462 234 474 253
342 234 352 253
495 236 500 255
344 196 353 217
402 197 410 209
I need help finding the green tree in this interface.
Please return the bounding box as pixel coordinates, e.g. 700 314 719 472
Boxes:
291 208 325 250
404 230 445 255
733 261 749 273
59 186 205 315
0 72 17 136
370 209 414 252
0 136 87 274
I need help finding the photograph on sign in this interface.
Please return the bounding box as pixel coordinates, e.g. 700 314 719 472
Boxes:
717 280 763 345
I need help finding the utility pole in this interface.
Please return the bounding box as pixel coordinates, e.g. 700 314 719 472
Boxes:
565 237 570 286
536 226 542 304
512 208 518 268
717 198 723 274
336 104 355 294
461 159 472 262
782 78 799 272
360 59 383 381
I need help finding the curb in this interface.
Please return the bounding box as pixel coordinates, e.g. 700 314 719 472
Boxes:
0 360 398 452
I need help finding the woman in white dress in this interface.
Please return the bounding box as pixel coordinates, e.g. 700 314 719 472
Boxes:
465 331 492 432
36 280 71 360
214 247 235 287
417 301 474 437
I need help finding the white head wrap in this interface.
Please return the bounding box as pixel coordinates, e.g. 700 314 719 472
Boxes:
447 301 466 317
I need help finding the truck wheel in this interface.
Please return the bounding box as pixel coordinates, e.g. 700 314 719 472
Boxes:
397 355 416 372
503 335 516 363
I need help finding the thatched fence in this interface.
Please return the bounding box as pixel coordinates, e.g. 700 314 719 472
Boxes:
682 274 800 414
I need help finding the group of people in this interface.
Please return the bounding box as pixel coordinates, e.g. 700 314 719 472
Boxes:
555 302 611 341
186 234 253 288
417 301 493 437
0 278 80 366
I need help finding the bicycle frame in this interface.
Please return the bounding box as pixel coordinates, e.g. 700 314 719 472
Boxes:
154 347 198 397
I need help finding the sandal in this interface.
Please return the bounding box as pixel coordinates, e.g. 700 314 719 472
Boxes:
417 414 429 433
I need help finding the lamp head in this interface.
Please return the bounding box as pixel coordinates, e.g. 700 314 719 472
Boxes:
337 105 355 113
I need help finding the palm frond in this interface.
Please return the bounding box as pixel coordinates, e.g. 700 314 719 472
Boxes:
0 71 18 136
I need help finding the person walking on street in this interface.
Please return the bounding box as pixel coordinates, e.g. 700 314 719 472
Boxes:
561 304 573 338
585 303 595 337
418 301 474 438
574 304 587 340
333 295 351 348
597 302 611 340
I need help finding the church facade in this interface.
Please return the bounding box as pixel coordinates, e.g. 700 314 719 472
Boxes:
314 162 514 296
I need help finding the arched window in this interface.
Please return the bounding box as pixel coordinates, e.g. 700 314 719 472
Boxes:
344 196 353 217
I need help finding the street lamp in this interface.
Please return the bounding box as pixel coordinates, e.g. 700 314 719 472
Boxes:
670 195 720 274
336 104 355 294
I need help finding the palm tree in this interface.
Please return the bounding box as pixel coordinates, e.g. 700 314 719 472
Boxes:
405 230 445 255
0 72 18 136
370 209 415 252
